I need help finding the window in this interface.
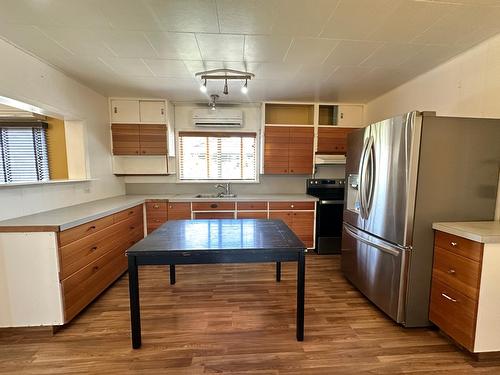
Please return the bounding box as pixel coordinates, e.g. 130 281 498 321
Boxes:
178 131 257 181
0 124 50 183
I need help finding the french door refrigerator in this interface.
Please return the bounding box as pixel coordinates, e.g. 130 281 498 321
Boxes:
342 111 500 327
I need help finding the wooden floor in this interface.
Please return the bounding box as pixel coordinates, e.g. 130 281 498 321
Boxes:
1 254 500 374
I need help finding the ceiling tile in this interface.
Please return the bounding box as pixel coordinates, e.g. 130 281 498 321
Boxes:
321 0 399 39
324 40 382 66
285 38 339 64
360 43 425 68
143 59 192 77
98 0 162 31
102 31 158 58
248 62 301 80
244 35 291 63
145 32 201 60
99 57 154 76
196 34 244 61
368 1 454 43
147 0 219 33
271 0 339 37
217 0 275 34
39 27 116 58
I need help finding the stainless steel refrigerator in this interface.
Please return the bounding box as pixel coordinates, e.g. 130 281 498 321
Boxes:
342 111 500 327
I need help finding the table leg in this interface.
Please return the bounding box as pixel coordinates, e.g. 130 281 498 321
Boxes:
169 264 176 285
128 256 141 349
276 262 281 282
296 251 305 341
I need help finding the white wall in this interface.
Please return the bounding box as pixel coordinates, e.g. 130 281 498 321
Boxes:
365 33 500 219
365 33 500 124
0 39 124 220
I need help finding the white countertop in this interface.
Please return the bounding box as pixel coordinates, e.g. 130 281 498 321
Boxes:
432 221 500 244
0 193 317 231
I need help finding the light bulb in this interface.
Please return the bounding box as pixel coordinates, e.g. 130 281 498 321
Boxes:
200 79 207 93
241 80 248 94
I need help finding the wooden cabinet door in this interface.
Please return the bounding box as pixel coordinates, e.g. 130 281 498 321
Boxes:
264 126 290 174
146 202 168 233
110 99 140 123
269 211 293 228
291 211 314 248
111 124 140 155
167 202 191 220
289 127 313 174
236 212 268 219
317 127 358 155
337 105 363 127
139 101 166 124
139 125 167 155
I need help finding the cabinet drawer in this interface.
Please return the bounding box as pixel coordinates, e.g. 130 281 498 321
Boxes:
59 215 115 247
236 212 268 219
269 201 315 210
62 244 128 322
167 202 191 220
192 202 235 211
193 212 234 219
237 201 267 210
114 205 143 223
434 231 483 262
429 278 477 351
433 247 481 300
146 202 168 219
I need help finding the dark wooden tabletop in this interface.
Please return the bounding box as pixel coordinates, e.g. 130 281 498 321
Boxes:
126 219 305 256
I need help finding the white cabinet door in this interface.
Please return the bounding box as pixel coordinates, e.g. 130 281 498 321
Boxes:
110 99 140 123
338 105 363 127
139 101 166 124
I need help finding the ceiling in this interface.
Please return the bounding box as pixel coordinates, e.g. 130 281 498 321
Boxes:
1 0 500 104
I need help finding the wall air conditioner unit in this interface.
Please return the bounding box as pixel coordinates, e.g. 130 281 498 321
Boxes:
193 108 243 128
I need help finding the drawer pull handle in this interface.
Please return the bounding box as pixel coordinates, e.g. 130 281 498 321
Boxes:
450 241 458 247
90 246 97 252
130 226 135 230
290 204 294 208
92 266 99 273
153 205 159 209
129 210 134 215
169 205 173 209
210 204 218 208
441 293 457 303
87 225 96 231
447 269 456 275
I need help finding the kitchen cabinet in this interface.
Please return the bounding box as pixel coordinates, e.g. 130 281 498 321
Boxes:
429 229 500 354
269 201 315 248
316 127 359 155
193 212 235 219
146 202 168 234
111 124 167 156
337 105 363 127
110 99 166 124
264 126 314 175
167 202 191 220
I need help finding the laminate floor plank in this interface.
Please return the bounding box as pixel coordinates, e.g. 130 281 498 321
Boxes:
1 254 499 374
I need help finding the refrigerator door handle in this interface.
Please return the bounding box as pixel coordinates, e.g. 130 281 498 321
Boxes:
358 138 371 219
344 224 400 257
366 138 376 217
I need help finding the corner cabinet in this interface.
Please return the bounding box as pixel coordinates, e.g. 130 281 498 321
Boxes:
110 98 174 175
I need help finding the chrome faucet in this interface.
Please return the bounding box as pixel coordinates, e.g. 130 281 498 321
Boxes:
215 183 231 197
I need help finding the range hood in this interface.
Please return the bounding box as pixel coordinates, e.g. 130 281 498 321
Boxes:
314 154 346 165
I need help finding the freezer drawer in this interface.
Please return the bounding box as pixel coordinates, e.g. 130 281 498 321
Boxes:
341 223 409 323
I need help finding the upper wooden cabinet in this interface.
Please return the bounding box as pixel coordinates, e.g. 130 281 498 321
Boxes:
111 99 166 124
316 127 359 155
318 104 363 127
265 104 314 125
111 124 167 155
264 126 313 175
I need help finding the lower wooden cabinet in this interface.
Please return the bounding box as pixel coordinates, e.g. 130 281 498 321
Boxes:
167 202 191 220
59 205 144 323
146 201 168 233
269 210 314 248
193 212 235 219
236 211 268 219
429 230 500 354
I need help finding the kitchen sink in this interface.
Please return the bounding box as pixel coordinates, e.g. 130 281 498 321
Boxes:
194 193 237 198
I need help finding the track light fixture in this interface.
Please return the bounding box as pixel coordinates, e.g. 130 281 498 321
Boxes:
209 94 218 111
195 68 255 96
241 78 248 94
200 78 207 93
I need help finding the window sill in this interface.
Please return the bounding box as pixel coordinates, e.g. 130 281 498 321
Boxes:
0 178 95 188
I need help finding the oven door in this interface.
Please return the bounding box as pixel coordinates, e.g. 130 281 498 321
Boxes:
316 199 344 254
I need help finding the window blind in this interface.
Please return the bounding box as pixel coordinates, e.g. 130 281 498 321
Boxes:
178 131 257 181
0 125 50 183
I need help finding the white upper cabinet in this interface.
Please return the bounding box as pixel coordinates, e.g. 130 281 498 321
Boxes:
337 105 363 127
110 99 166 124
110 99 140 123
139 101 166 124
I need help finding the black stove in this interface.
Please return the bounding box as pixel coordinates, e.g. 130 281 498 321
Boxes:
307 179 345 254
